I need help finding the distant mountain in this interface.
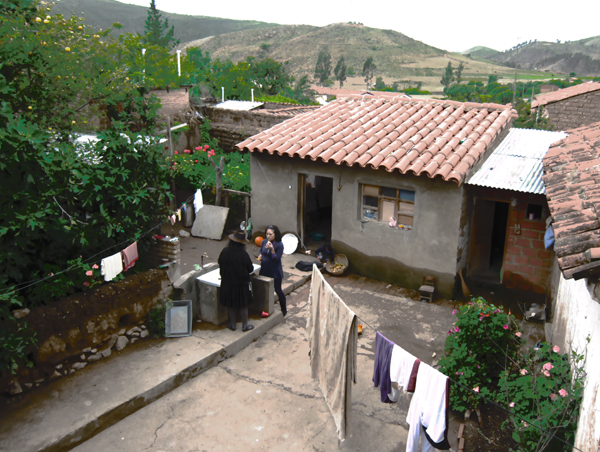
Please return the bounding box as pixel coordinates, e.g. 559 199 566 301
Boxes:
182 23 446 78
51 0 278 44
462 46 500 59
483 37 600 76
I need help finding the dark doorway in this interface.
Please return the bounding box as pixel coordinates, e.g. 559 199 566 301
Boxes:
301 175 333 246
468 199 509 282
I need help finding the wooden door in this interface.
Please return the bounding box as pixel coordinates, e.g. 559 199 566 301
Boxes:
468 199 495 275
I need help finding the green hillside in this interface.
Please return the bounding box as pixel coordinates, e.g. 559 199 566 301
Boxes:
51 0 278 44
462 46 500 59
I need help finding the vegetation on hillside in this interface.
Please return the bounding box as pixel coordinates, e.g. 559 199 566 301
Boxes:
142 0 179 49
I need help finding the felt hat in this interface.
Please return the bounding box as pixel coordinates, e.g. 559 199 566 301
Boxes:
229 229 249 244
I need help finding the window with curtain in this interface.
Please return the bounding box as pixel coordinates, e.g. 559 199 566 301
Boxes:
361 184 415 226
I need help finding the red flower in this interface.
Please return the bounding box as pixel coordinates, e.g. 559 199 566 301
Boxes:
195 159 198 163
208 149 215 157
174 151 178 154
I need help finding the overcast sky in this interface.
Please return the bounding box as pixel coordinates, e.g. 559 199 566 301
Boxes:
115 0 598 52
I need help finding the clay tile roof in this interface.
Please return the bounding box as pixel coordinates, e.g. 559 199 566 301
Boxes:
542 121 600 279
532 82 600 108
256 105 322 116
236 97 514 186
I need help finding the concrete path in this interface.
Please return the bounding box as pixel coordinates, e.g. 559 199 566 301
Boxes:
0 254 316 452
69 275 462 452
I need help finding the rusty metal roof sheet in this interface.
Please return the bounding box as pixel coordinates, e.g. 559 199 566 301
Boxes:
466 128 566 194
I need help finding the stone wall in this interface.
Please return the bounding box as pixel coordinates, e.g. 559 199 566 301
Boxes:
544 90 600 131
4 269 172 394
152 88 191 118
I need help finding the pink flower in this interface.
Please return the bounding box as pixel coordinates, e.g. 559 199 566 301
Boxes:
477 364 480 369
452 309 457 314
456 372 459 375
543 362 554 371
447 330 452 335
174 151 178 154
86 270 93 276
83 281 90 287
195 146 202 151
454 326 460 333
92 264 99 269
553 345 560 353
520 369 528 375
503 324 509 330
522 422 528 428
543 370 551 377
509 402 515 407
184 149 191 154
515 332 522 337
460 372 463 375
195 159 198 163
559 389 568 397
208 149 215 157
204 144 209 150
549 393 557 401
473 386 479 393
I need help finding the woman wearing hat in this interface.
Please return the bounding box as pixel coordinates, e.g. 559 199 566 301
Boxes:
218 230 255 332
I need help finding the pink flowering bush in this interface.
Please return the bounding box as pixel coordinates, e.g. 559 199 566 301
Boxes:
169 120 249 192
499 341 585 451
438 297 521 413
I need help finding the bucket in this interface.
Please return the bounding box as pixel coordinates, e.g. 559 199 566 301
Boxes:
183 203 194 228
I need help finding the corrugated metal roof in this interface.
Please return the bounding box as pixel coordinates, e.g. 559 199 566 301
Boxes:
214 100 264 111
466 128 567 194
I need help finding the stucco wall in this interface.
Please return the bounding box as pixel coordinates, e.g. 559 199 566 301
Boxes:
546 260 600 451
250 153 464 298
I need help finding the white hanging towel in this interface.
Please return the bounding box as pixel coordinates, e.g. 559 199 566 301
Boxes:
387 344 418 402
406 362 450 452
194 189 203 213
101 252 123 282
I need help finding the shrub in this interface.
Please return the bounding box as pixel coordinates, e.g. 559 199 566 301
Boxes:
147 300 170 338
438 297 521 412
499 342 585 452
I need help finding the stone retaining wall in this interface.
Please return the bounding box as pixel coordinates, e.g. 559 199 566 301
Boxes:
4 269 172 394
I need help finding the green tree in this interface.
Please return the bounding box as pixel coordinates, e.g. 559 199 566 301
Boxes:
347 66 356 76
334 56 347 88
247 57 293 96
455 61 465 84
314 50 332 87
488 74 499 84
440 61 454 93
143 0 179 49
374 76 386 91
513 100 554 130
362 56 376 90
0 0 171 372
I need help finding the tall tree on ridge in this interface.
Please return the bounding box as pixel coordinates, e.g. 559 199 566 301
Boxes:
362 56 376 90
441 61 454 93
314 50 332 87
334 56 347 88
143 0 179 49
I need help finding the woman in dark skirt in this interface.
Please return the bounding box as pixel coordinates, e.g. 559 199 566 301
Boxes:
218 230 254 332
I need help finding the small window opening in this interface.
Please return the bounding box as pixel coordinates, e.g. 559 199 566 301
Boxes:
526 204 543 221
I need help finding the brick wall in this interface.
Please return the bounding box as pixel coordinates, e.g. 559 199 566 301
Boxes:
544 90 600 131
503 196 552 293
152 88 191 118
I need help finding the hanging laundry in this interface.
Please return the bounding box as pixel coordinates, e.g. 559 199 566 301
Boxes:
373 332 395 403
122 242 139 271
101 252 123 282
388 344 419 403
176 209 181 221
307 265 358 441
194 189 203 213
405 362 450 452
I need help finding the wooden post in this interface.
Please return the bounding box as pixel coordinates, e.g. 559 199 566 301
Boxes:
245 196 249 232
211 156 225 206
167 116 176 209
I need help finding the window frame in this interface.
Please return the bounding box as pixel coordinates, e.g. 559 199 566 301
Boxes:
361 184 415 226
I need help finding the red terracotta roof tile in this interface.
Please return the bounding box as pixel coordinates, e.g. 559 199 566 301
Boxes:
236 97 514 186
532 82 600 108
542 121 600 278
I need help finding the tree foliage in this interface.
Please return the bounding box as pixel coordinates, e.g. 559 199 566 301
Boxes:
142 0 179 49
440 61 454 92
334 56 347 88
0 0 171 372
455 61 465 84
362 56 376 89
314 50 332 87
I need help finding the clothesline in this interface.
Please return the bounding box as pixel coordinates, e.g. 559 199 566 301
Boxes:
356 314 583 452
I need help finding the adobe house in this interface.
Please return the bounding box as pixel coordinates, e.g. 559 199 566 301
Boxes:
532 81 600 131
464 128 566 293
236 95 515 298
542 121 600 451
